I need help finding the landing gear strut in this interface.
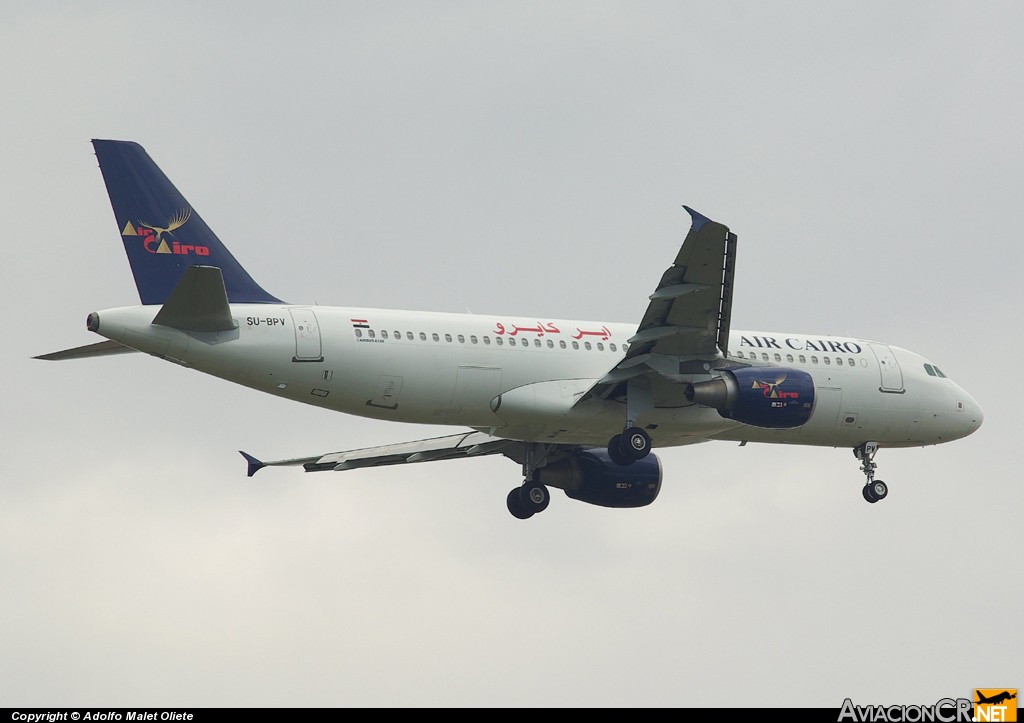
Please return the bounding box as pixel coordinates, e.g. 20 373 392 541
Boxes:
506 444 552 520
854 442 889 503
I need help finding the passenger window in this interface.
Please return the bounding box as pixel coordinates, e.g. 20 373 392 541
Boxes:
457 334 465 343
836 357 843 366
444 333 452 343
786 354 793 363
381 331 389 339
546 339 553 348
623 344 629 352
406 332 414 341
559 340 567 349
848 358 855 366
597 343 604 351
572 341 579 350
824 356 831 365
811 356 818 364
761 353 769 362
470 335 478 344
368 329 376 338
483 336 491 345
534 339 541 348
419 332 427 341
355 329 363 338
584 342 592 350
610 343 617 352
773 353 781 362
394 331 400 339
496 337 503 346
508 337 516 346
431 333 439 342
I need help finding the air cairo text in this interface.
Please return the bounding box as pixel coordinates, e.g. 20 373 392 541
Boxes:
739 335 863 355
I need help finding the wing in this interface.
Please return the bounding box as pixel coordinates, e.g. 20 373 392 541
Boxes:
241 431 516 476
586 206 739 402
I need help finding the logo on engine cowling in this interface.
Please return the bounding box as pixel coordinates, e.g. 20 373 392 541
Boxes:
752 374 800 400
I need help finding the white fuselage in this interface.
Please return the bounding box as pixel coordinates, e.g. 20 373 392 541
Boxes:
91 304 984 451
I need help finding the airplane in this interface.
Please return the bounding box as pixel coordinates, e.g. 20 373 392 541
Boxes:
975 691 1016 706
36 140 984 519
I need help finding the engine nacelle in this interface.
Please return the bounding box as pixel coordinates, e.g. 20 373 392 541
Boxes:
685 367 815 428
536 448 662 509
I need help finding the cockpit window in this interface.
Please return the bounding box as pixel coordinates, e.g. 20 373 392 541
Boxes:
924 364 936 377
934 366 947 378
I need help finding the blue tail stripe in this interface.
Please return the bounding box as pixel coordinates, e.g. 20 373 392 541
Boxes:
92 139 283 305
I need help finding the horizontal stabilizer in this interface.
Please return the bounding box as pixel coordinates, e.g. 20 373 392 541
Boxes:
152 265 237 332
34 339 137 361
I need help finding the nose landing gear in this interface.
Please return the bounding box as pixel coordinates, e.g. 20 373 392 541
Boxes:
854 442 889 503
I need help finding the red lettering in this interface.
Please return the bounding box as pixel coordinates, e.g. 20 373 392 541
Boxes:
140 229 157 253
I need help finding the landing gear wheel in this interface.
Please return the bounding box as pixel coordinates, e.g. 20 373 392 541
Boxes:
520 481 550 514
507 488 534 519
623 426 652 460
869 480 888 501
607 434 634 466
862 485 879 504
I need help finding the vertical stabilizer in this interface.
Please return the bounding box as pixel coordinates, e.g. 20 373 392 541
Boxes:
92 139 283 305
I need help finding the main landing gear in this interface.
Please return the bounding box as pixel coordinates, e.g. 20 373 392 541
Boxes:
854 441 889 504
607 426 652 467
506 480 550 520
506 443 552 520
608 378 654 467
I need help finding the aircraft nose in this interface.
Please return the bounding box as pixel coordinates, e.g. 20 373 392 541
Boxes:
960 392 984 434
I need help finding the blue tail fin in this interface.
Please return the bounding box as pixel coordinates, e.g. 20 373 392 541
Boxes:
92 139 283 305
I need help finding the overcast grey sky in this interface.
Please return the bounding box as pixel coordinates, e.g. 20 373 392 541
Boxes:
3 1 1021 708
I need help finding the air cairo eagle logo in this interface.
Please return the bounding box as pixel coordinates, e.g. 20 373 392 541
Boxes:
120 207 210 256
752 374 800 400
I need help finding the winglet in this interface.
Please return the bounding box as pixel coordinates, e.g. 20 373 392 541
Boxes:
240 451 265 477
682 205 712 232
